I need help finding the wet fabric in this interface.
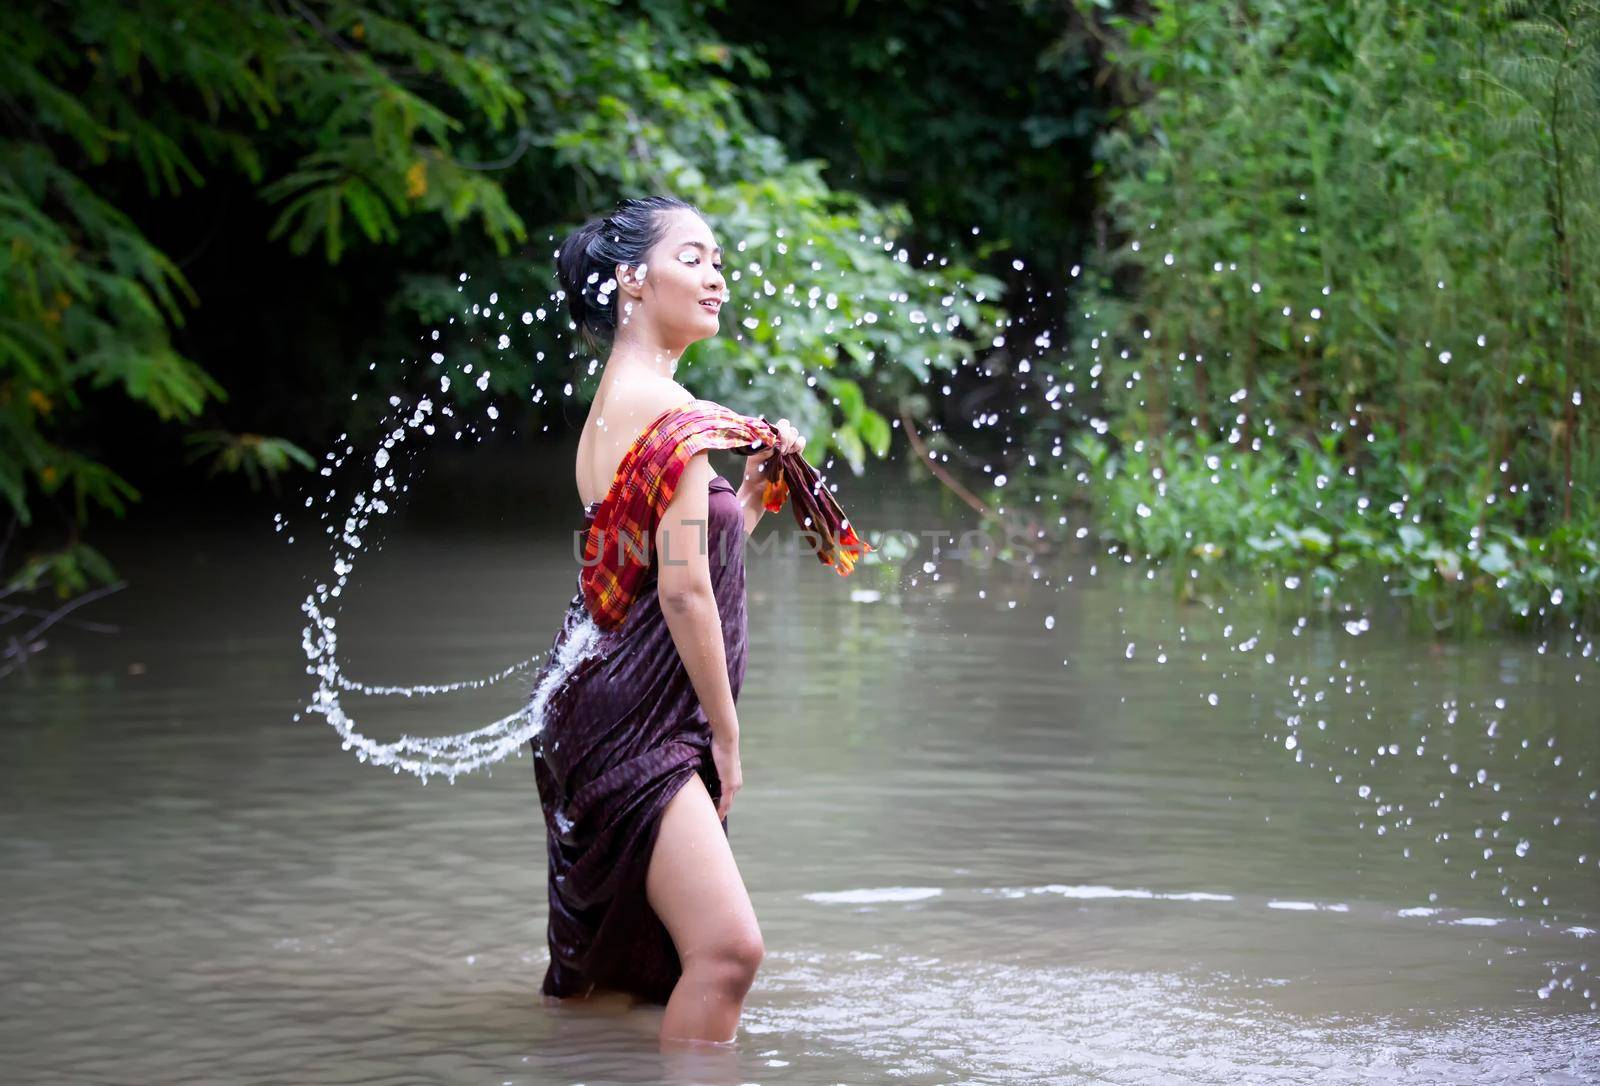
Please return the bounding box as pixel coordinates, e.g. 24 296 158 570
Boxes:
581 398 872 630
527 399 872 1004
527 470 749 1004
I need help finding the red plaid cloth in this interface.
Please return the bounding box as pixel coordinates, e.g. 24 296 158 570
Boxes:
581 399 874 629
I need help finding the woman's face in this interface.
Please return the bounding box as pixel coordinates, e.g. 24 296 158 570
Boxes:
616 209 727 348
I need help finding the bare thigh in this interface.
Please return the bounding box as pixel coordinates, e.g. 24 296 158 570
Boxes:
645 772 762 965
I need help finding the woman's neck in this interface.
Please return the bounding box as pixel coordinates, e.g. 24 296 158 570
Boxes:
605 326 684 380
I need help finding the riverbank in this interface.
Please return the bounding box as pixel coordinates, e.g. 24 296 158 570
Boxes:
997 430 1598 637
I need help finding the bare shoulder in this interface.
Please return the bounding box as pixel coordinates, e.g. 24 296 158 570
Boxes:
580 379 701 505
606 377 696 426
588 379 691 450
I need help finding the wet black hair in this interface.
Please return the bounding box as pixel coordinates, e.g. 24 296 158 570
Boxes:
555 194 703 353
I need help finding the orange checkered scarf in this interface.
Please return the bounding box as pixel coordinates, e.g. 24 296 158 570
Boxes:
581 399 874 629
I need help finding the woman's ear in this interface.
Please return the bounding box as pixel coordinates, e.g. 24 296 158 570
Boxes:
616 262 645 301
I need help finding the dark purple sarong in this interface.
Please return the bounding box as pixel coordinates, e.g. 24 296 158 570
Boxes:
528 473 748 1003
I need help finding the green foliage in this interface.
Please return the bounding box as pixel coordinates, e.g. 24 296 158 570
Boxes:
391 0 1006 477
707 0 1100 261
1 0 528 591
2 0 1007 605
1056 0 1600 631
2 538 119 600
1047 426 1600 631
182 430 318 491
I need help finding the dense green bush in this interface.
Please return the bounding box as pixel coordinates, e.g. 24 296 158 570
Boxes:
0 0 1003 599
8 0 1595 641
1036 0 1600 631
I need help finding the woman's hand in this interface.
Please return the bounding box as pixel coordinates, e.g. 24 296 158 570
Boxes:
742 417 805 485
710 731 742 821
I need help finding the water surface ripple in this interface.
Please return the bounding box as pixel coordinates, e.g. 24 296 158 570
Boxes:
2 501 1595 1084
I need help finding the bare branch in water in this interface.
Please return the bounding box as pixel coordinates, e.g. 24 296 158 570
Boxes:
0 516 126 681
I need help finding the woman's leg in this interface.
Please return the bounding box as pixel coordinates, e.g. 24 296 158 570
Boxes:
644 771 765 1046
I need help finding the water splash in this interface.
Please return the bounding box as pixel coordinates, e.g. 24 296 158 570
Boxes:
288 378 573 783
299 577 602 783
278 235 1597 1018
283 229 996 784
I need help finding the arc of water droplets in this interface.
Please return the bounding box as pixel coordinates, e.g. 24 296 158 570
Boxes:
294 385 602 785
330 653 543 698
288 237 1003 783
303 594 601 785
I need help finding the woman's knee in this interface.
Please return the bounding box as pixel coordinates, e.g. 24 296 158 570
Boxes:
685 930 764 995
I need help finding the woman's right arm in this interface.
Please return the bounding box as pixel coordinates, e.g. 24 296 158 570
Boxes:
737 446 777 537
656 451 740 749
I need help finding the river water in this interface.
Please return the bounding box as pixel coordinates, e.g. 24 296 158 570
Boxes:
2 452 1596 1084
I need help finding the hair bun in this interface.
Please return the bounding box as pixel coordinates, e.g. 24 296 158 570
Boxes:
553 195 701 353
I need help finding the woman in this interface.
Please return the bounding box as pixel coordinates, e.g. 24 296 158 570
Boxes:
527 195 809 1049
